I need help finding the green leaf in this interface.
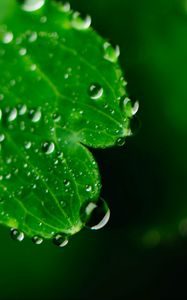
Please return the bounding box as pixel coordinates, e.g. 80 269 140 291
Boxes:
0 0 133 242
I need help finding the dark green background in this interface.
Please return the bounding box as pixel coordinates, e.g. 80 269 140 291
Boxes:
1 0 187 299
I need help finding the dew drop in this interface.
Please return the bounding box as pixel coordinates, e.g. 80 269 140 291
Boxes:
103 42 120 63
7 108 17 122
21 0 45 12
86 185 92 192
29 109 42 123
80 198 110 230
71 12 91 30
89 83 103 100
0 134 5 142
53 233 69 247
2 32 14 44
19 48 27 56
24 141 32 149
32 235 43 245
132 101 139 116
116 137 126 147
42 141 55 155
52 112 61 122
10 228 24 242
18 104 27 115
28 31 38 43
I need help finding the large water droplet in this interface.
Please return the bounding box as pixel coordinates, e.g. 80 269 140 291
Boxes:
71 12 91 30
53 234 69 247
89 83 103 100
21 0 45 12
103 42 120 63
10 228 24 242
80 198 110 230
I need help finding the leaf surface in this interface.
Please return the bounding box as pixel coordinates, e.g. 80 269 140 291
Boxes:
0 0 132 240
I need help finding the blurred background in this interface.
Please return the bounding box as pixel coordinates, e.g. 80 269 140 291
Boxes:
1 0 187 299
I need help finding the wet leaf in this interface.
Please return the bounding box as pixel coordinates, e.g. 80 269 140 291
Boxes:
0 0 133 241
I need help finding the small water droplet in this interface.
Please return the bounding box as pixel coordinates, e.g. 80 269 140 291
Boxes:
71 12 91 30
103 42 120 63
0 134 5 143
80 198 110 230
2 32 14 44
42 141 55 155
32 235 43 245
19 48 27 56
52 112 61 122
21 0 45 12
53 234 69 247
10 228 24 242
28 31 38 42
116 137 126 147
29 109 42 123
86 185 92 192
7 108 17 122
89 83 103 100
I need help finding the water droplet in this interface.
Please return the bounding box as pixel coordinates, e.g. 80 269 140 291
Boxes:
19 48 27 56
116 137 126 147
7 108 17 122
103 42 120 63
10 228 24 242
18 104 27 115
71 12 91 30
21 0 45 12
2 32 13 44
120 97 132 117
0 134 5 142
132 101 139 116
63 179 70 187
32 235 43 245
52 113 61 122
28 31 38 43
80 198 110 230
24 141 32 149
86 185 92 192
61 2 71 12
28 109 42 123
42 141 55 155
53 234 69 247
89 83 103 100
40 16 47 23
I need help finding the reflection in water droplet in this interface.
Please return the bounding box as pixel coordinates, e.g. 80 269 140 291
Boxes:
32 235 43 245
53 234 69 247
42 141 55 155
21 0 45 12
89 83 103 100
10 228 24 242
103 42 120 63
80 198 110 230
71 12 91 30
